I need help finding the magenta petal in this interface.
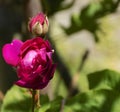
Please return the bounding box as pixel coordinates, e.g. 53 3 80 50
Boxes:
15 80 26 86
38 48 47 61
15 79 48 89
2 39 23 66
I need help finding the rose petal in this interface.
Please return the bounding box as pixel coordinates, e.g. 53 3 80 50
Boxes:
23 50 37 67
42 63 57 82
15 78 49 89
47 52 53 62
29 13 45 32
2 39 23 66
38 48 47 61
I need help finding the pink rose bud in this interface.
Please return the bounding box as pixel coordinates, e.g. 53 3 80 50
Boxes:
2 37 56 89
28 13 49 36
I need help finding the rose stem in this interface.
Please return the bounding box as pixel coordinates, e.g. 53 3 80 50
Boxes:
32 90 36 112
37 90 41 108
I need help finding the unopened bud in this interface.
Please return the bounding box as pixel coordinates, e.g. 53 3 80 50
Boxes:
28 13 49 36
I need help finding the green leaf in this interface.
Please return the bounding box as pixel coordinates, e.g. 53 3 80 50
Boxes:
45 96 63 112
36 104 50 112
37 96 63 112
1 86 52 112
66 89 120 112
35 94 50 112
63 0 120 42
1 85 31 112
88 69 120 91
85 3 102 18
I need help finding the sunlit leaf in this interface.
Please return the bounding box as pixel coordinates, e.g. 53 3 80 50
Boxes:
1 85 31 112
88 69 120 91
66 89 120 112
1 86 51 112
45 96 63 112
63 0 120 42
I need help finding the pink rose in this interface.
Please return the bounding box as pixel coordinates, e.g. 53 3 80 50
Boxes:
2 37 56 89
28 13 49 36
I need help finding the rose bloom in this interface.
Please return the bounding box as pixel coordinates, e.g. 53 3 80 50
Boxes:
2 37 56 89
28 12 49 36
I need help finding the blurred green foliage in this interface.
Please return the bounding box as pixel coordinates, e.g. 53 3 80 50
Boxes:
2 69 120 112
63 0 120 41
1 0 120 112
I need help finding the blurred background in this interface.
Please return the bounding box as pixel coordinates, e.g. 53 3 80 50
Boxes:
0 0 120 103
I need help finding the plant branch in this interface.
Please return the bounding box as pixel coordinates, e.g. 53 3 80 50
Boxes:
32 90 36 112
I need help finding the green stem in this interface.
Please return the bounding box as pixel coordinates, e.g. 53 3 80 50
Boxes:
36 90 41 108
32 90 36 112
